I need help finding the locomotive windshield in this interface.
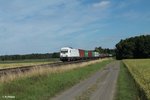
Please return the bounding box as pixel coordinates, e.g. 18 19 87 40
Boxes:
61 50 68 54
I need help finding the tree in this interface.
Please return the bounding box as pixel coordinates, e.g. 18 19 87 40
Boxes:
116 35 150 59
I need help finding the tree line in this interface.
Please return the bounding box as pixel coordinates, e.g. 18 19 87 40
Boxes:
0 52 60 61
116 35 150 60
95 47 115 56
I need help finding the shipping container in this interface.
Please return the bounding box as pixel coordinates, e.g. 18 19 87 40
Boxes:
92 51 95 57
78 49 85 57
88 51 92 57
95 52 99 57
84 51 88 57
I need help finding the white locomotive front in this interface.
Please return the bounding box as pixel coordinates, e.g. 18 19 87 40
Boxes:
60 47 79 61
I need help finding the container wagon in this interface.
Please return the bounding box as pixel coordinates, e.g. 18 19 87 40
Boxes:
60 47 100 61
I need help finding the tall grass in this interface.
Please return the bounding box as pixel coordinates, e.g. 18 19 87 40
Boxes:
0 59 108 83
123 59 150 100
0 59 112 100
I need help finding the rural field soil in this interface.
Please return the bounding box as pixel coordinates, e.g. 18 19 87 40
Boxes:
51 61 120 100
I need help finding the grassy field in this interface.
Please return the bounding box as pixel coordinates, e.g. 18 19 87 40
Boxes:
0 59 112 100
123 59 150 100
0 58 59 69
115 62 138 100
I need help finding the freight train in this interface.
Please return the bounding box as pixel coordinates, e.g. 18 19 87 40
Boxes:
60 47 109 61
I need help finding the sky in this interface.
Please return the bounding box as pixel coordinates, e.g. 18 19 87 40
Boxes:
0 0 150 55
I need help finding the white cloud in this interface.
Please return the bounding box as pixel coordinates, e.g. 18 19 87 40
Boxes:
93 1 110 9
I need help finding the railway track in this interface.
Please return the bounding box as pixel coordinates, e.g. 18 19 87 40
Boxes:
0 59 98 77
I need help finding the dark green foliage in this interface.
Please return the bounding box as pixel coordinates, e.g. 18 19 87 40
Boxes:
51 52 60 58
95 46 115 56
116 35 150 59
0 52 60 61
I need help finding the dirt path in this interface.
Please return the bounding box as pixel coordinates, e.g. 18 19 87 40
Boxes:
51 61 120 100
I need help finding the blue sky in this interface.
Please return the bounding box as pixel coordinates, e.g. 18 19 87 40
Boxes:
0 0 150 55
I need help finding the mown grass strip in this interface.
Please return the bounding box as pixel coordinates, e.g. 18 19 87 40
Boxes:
115 62 138 100
0 59 112 100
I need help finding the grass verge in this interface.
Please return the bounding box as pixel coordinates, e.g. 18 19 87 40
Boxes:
0 59 112 100
115 62 138 100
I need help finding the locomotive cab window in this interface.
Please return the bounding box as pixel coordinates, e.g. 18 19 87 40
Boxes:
61 50 68 54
